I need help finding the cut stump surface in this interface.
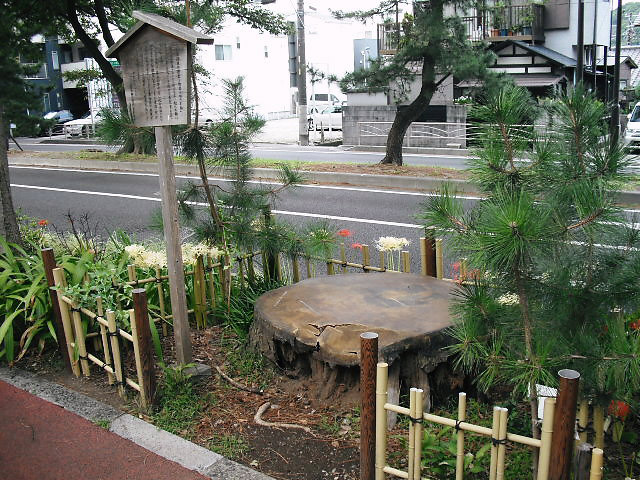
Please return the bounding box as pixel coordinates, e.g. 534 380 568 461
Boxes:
250 274 456 404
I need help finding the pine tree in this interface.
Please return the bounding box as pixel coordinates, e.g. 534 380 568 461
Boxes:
420 84 640 478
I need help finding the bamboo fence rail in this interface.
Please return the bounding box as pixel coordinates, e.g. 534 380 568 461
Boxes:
374 362 605 480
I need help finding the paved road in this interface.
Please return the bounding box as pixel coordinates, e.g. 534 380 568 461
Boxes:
9 165 482 274
13 138 471 169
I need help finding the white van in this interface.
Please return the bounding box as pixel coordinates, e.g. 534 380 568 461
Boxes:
308 93 343 114
625 102 640 147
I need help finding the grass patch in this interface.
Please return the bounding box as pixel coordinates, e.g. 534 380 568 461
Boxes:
93 419 111 429
220 336 275 392
208 434 249 458
153 365 211 438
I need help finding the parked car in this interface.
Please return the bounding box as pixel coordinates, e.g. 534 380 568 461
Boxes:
43 110 74 124
308 105 343 131
63 111 106 136
625 102 640 148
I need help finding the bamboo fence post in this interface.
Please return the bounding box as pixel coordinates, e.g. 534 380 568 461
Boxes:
420 235 437 277
327 260 335 275
205 257 216 309
408 388 416 480
455 392 467 480
574 443 593 480
126 264 135 282
401 251 410 273
106 310 125 398
131 289 156 409
246 253 256 283
41 248 72 372
375 363 389 480
198 255 208 321
489 406 500 480
577 400 589 445
588 448 603 480
71 302 90 377
413 388 423 480
379 251 385 271
306 257 312 278
593 407 604 450
155 267 168 336
549 369 581 480
223 253 231 304
96 297 114 385
219 254 226 295
193 258 204 329
292 256 301 283
362 245 370 273
537 397 556 480
496 408 508 480
360 332 378 480
435 239 444 279
275 253 282 282
52 268 80 377
460 258 467 282
340 243 347 273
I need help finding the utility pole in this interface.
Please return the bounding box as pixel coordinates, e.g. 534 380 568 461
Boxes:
611 0 623 143
297 0 309 146
186 0 191 26
576 0 584 84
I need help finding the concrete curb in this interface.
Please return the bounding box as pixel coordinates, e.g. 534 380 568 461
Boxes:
0 367 273 480
9 155 640 205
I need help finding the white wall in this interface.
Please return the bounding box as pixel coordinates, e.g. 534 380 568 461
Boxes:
544 0 612 60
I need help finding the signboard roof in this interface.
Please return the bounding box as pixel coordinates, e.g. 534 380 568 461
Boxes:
105 10 213 58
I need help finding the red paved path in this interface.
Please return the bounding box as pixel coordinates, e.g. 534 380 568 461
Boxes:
0 380 208 480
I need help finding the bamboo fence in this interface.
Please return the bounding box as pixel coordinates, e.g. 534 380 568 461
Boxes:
374 362 605 480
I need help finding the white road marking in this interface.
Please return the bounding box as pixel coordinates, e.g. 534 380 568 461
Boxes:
9 165 483 199
10 183 423 229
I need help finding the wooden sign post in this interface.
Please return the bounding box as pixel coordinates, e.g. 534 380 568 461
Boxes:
106 11 213 364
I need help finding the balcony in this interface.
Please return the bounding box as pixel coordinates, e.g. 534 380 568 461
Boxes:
462 4 545 43
377 23 402 55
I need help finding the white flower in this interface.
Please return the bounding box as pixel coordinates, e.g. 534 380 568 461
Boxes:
125 244 146 259
497 293 519 306
374 236 411 252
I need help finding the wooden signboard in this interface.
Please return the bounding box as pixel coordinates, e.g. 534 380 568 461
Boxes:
118 28 190 127
106 12 213 365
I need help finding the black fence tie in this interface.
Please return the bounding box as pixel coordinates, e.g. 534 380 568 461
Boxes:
107 331 119 338
70 307 81 313
577 421 595 434
491 437 507 446
455 420 464 431
409 416 423 424
78 354 88 361
341 261 348 268
155 277 163 284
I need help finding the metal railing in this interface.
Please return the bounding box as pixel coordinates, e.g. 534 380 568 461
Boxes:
462 4 545 42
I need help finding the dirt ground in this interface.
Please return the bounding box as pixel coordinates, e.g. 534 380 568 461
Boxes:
18 326 382 480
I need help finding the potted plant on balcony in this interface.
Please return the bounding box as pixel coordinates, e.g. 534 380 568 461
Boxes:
492 2 508 36
521 6 534 35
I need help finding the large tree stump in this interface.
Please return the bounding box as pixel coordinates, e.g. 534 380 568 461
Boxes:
249 274 457 409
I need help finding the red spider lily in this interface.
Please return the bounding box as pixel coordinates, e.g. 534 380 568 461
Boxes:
338 229 353 237
38 219 48 226
351 243 363 250
608 400 630 420
629 320 640 331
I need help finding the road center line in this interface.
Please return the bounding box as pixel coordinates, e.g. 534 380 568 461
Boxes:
11 183 423 229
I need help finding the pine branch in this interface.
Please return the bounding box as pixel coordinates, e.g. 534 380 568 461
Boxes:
566 208 604 231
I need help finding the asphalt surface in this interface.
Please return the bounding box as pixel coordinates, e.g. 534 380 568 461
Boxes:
8 165 481 275
0 380 208 480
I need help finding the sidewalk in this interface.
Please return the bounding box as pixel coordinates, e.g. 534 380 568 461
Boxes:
0 368 273 480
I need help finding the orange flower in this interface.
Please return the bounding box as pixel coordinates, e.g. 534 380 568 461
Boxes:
38 219 48 226
608 400 630 420
351 243 363 250
338 229 353 237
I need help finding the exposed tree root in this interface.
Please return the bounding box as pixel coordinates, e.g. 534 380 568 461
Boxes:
214 365 263 395
254 402 313 434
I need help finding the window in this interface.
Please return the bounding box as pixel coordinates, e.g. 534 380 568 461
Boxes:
312 94 329 102
264 46 268 58
236 37 241 49
51 51 59 70
215 45 232 61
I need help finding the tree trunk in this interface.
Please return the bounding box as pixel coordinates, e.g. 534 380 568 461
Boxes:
0 105 23 246
381 61 441 166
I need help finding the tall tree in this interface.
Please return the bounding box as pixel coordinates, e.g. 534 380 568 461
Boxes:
335 0 495 166
0 1 53 245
